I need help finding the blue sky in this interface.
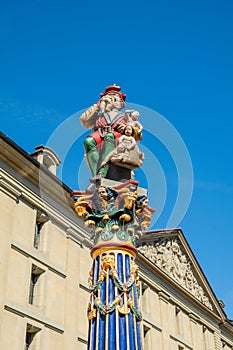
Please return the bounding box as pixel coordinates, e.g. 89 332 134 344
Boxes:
1 0 233 318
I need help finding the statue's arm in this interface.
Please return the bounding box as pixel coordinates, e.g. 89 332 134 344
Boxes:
80 103 100 128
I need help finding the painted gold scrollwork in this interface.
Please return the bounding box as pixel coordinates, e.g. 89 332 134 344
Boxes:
119 213 132 222
118 188 138 209
118 304 130 315
88 309 97 320
130 261 139 274
74 194 93 218
88 270 93 286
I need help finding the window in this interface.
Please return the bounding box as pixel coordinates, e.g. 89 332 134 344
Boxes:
141 281 150 313
175 306 182 335
25 331 34 350
222 340 231 349
29 264 44 305
202 325 208 350
25 324 40 349
34 211 48 249
143 324 151 349
34 222 42 249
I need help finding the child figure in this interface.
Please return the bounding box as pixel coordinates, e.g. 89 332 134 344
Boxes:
125 110 143 141
99 124 144 172
118 124 137 152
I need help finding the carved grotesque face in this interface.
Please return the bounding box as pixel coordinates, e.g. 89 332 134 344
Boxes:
98 186 108 200
124 125 133 136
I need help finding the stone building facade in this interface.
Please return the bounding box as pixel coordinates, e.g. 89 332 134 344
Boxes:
0 131 232 350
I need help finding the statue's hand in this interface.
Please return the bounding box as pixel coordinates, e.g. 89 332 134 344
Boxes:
101 96 113 104
125 109 135 113
117 123 126 133
100 96 114 112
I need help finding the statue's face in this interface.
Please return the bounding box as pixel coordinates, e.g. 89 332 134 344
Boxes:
102 93 123 111
143 197 149 206
125 125 133 136
112 93 123 109
131 111 140 120
98 187 108 200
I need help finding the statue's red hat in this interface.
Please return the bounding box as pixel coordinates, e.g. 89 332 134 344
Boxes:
100 84 126 101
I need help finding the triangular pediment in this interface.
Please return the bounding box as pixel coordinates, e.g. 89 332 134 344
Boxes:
136 229 226 318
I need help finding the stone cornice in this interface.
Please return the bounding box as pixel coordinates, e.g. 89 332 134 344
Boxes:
0 135 92 248
4 302 64 334
11 242 67 278
1 168 92 248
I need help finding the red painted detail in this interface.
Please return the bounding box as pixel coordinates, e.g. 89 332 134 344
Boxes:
112 179 139 190
100 84 126 101
71 190 87 197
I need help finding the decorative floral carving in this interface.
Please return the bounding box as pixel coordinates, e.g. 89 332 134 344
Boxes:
138 239 213 310
72 181 155 246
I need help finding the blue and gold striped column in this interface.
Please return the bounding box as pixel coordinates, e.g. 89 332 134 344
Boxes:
72 181 155 349
87 246 143 350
